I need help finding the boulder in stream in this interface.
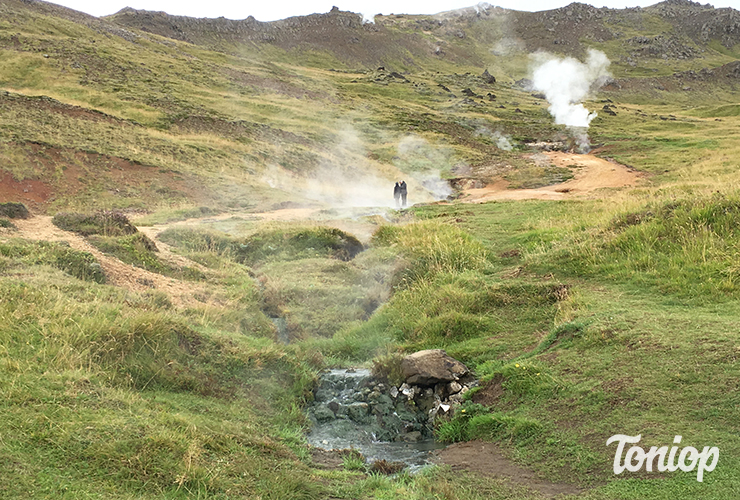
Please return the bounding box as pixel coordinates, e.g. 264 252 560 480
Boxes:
401 349 470 387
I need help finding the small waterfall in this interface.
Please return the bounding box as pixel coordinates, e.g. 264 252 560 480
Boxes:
306 369 446 471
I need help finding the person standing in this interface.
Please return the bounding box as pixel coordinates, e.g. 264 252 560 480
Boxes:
394 181 401 208
400 180 408 208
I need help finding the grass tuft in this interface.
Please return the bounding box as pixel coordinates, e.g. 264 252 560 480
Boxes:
52 211 138 236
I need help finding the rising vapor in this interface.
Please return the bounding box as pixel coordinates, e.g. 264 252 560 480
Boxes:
531 49 611 152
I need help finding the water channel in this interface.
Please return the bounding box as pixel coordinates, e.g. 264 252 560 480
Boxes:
306 368 447 472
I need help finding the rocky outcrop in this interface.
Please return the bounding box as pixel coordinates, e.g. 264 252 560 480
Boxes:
308 357 477 445
400 349 470 386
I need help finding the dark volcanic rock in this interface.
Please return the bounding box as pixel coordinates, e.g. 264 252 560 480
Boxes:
482 69 496 84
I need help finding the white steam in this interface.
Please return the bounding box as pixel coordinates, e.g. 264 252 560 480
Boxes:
362 12 375 24
395 135 453 200
261 126 454 209
531 49 611 152
476 128 515 151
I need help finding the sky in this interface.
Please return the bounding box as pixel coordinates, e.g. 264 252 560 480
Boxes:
49 0 740 22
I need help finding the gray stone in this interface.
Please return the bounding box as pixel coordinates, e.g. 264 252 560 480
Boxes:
400 431 423 443
347 402 370 423
401 349 470 386
313 404 336 423
314 388 334 402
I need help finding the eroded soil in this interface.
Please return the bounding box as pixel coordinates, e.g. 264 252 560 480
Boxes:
461 151 642 203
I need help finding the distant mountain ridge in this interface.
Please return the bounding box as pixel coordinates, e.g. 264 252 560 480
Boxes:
100 1 740 68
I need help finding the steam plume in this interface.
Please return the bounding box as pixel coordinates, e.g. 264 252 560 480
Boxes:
261 126 453 210
531 49 611 152
476 128 515 151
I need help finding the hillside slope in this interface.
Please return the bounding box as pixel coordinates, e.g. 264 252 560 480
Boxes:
1 1 740 499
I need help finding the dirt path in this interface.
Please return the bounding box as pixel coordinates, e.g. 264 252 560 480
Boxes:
434 440 582 498
138 206 383 244
461 151 642 203
9 216 207 307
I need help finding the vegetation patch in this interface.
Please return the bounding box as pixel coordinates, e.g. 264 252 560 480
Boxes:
52 211 138 236
0 240 106 283
436 403 545 444
372 221 489 285
160 225 364 266
553 194 740 300
0 202 30 219
0 218 16 229
88 232 204 280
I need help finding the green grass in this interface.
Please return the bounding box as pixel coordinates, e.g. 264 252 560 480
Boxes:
2 1 740 498
0 218 17 229
52 211 138 236
0 239 106 283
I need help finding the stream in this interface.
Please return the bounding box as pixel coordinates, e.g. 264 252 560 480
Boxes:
306 368 447 472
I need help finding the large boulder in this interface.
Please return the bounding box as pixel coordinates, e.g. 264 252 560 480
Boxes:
400 349 469 387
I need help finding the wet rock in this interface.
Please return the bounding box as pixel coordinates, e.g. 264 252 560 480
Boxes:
314 404 336 422
314 387 335 402
347 402 370 423
400 431 423 443
327 401 341 414
401 349 470 386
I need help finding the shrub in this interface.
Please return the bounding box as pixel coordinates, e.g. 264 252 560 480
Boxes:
0 202 29 219
235 227 364 265
0 218 16 229
52 211 138 236
53 246 107 284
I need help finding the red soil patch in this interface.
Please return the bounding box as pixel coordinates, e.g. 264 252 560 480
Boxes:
0 171 53 206
0 143 205 211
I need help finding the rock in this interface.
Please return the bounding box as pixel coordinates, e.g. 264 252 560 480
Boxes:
313 404 336 422
327 401 340 414
401 349 470 386
448 381 462 394
434 382 449 399
314 388 334 402
347 402 370 423
400 431 423 443
482 69 496 84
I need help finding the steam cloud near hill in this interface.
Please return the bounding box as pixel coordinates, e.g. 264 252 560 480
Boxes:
261 126 452 209
531 49 611 152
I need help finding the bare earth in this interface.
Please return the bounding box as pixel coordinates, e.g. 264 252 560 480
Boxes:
434 440 582 498
9 216 207 307
461 151 642 203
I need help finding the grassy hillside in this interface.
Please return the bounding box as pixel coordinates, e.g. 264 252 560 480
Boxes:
1 0 740 498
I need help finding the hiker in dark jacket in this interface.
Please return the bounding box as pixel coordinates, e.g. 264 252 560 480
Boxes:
399 180 408 207
394 182 401 208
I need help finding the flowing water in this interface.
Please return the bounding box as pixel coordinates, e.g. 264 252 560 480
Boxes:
306 369 446 472
270 317 289 344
